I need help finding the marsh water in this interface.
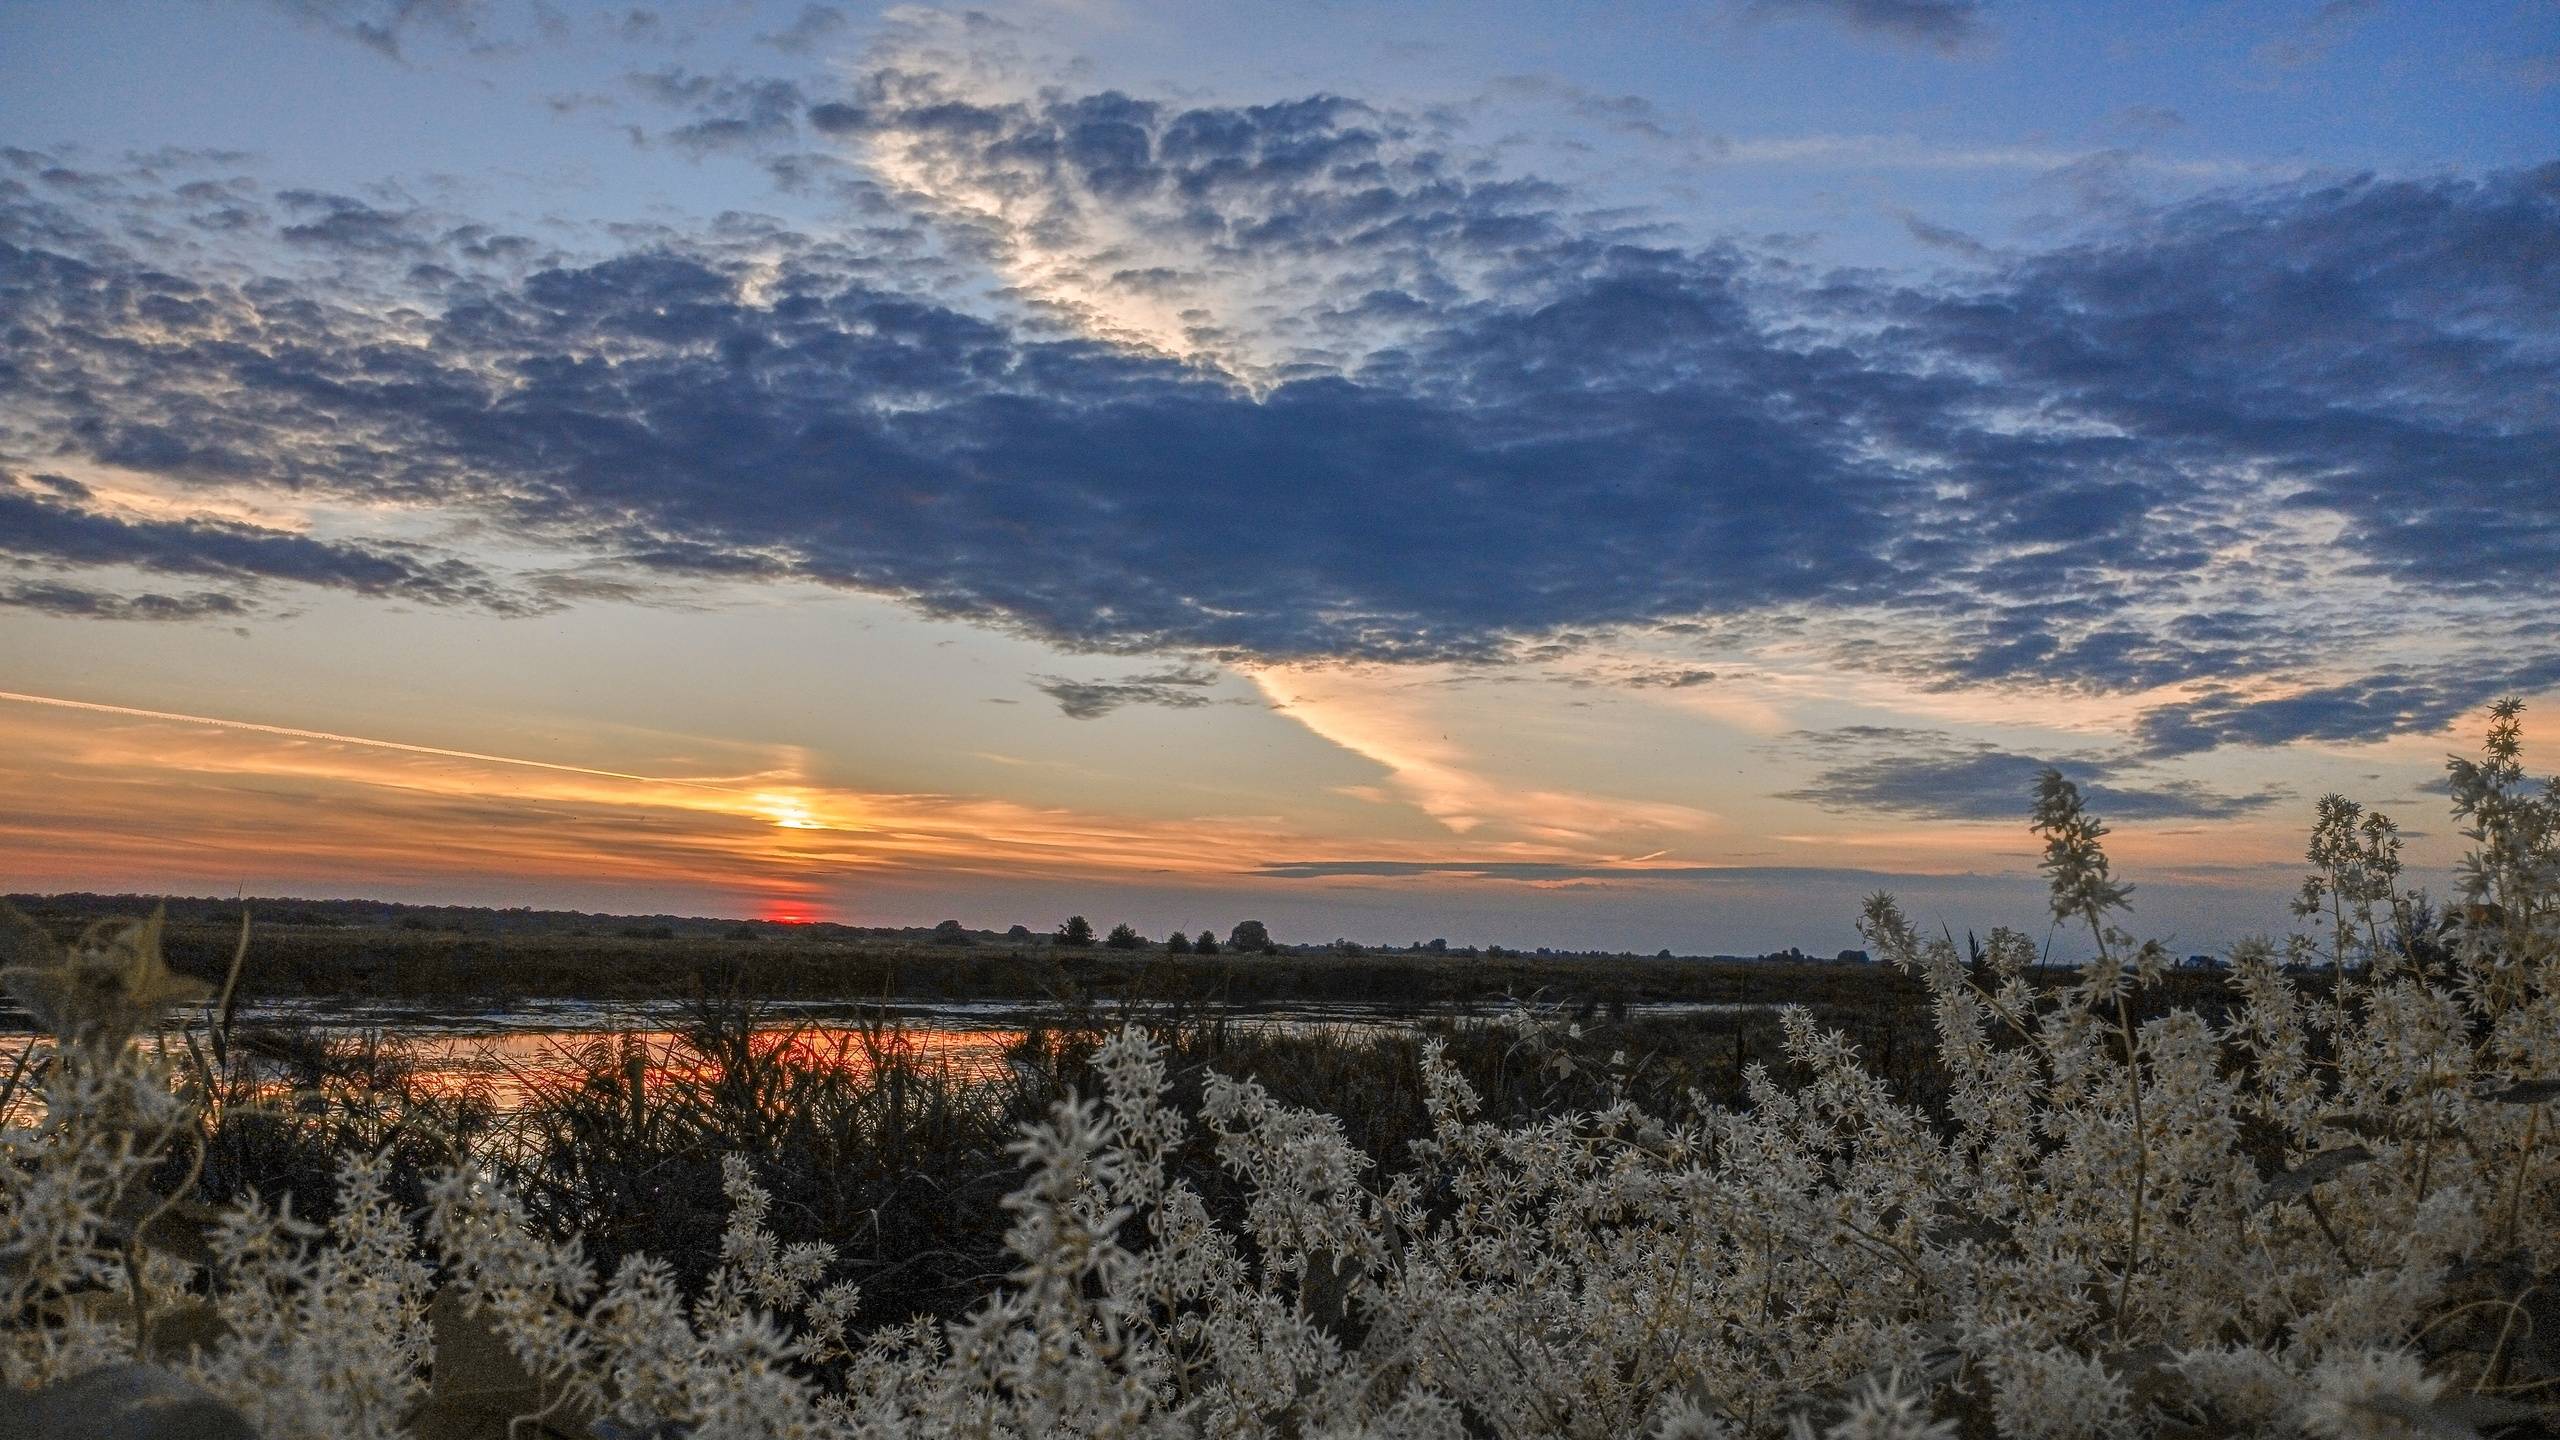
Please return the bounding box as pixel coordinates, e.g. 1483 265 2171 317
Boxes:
0 996 1767 1117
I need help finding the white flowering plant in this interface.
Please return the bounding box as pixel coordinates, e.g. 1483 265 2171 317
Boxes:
6 705 2560 1439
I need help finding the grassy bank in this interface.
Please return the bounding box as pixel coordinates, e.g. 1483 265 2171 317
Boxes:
6 902 1968 1007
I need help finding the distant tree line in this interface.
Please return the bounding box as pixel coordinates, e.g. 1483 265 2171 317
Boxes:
1048 917 1278 954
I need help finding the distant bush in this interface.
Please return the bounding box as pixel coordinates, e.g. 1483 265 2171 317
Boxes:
1104 923 1143 950
1164 930 1193 954
1056 914 1095 947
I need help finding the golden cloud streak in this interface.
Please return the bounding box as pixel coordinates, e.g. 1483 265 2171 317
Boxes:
0 689 1435 908
0 690 730 791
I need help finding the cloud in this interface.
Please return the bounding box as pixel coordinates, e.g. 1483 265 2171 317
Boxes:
1483 76 1694 144
2131 658 2560 757
1744 0 1988 52
1034 664 1226 719
0 580 249 622
1620 666 1719 690
2253 0 2382 72
627 70 809 154
0 77 2552 753
2106 105 2186 136
1252 858 1959 884
1254 663 1722 843
759 5 849 56
1256 859 1788 882
1778 726 2287 821
1893 165 2560 602
0 690 1339 909
0 474 531 613
261 0 491 61
819 51 1604 373
276 189 426 254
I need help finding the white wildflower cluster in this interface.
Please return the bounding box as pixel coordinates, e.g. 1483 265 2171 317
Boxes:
7 709 2560 1438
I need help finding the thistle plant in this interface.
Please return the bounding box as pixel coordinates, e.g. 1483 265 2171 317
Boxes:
2447 698 2560 978
2028 768 2154 1337
3 704 2559 1438
2293 795 2411 971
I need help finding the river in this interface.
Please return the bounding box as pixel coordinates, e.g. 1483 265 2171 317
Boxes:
0 996 1766 1119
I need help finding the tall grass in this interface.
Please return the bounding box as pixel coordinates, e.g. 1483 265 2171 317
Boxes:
182 995 1879 1329
155 953 2278 1350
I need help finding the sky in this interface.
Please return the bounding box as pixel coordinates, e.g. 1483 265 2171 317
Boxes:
0 0 2553 955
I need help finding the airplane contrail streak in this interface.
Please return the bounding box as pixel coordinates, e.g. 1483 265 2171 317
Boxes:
0 690 731 791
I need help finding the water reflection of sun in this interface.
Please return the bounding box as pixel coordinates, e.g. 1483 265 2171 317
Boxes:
0 1026 1030 1123
393 1026 1030 1113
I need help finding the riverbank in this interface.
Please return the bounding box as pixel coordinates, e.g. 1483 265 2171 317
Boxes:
9 899 1941 1008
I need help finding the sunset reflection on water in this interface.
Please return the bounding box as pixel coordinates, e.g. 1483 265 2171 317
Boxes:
0 1021 1036 1121
397 1024 1031 1111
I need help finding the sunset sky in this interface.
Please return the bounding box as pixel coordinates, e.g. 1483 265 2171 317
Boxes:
1 0 2553 954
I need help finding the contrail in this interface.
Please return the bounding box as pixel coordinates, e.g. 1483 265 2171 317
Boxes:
0 689 729 791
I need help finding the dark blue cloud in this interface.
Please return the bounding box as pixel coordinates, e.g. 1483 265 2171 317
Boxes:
759 6 849 57
1620 666 1719 690
1745 0 1988 52
277 190 425 254
0 474 528 613
1033 664 1228 720
1778 726 2287 821
1254 859 1964 883
0 579 249 622
628 69 808 154
261 0 491 61
1894 165 2560 597
0 94 2552 751
2132 656 2560 757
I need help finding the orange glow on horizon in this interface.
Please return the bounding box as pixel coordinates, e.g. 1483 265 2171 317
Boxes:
3 686 1849 907
0 685 2340 922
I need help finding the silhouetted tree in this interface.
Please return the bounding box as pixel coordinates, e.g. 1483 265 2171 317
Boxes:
1228 920 1272 953
1057 915 1095 947
1104 923 1143 950
1164 930 1193 954
1194 931 1219 955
